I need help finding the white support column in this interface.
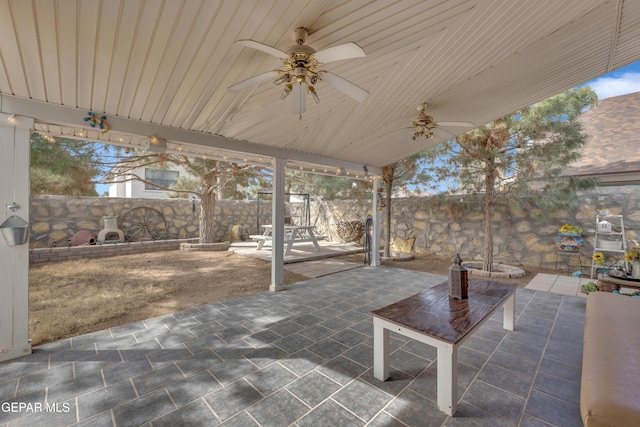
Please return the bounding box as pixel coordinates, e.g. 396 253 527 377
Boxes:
270 157 286 291
0 112 33 362
370 178 381 267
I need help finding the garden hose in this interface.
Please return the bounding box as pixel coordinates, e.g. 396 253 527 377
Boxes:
364 215 373 265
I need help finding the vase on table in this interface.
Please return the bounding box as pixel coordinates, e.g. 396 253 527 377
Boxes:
633 260 640 279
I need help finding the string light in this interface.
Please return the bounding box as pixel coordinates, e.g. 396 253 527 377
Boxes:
7 114 17 124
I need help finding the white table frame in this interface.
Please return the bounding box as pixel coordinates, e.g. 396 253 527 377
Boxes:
373 292 515 416
254 225 322 255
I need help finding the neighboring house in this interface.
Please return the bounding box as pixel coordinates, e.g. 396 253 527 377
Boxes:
109 164 191 199
566 91 640 185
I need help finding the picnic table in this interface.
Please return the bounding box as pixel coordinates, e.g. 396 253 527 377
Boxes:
250 225 326 255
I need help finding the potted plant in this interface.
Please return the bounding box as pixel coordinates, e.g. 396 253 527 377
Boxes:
625 246 640 279
555 224 583 252
593 252 617 275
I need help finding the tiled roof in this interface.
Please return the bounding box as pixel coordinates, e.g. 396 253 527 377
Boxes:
566 91 640 180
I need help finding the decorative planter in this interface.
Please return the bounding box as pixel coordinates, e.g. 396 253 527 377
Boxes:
555 233 583 253
0 215 30 246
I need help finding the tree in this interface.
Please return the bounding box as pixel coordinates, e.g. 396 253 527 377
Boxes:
380 153 433 257
422 86 598 272
285 171 371 200
105 153 264 243
30 133 103 196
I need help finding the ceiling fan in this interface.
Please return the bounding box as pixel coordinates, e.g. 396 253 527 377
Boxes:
408 103 474 141
228 27 369 115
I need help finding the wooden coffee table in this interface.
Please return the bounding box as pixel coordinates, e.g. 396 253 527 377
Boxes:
371 278 517 416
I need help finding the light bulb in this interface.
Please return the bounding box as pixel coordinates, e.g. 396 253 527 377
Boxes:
280 84 292 101
308 86 319 104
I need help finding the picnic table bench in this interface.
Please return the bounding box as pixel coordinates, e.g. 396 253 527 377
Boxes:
249 225 326 255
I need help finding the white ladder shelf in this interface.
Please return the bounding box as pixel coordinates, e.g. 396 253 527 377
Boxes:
591 214 628 278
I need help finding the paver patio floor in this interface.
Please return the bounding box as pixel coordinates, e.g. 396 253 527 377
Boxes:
0 267 586 426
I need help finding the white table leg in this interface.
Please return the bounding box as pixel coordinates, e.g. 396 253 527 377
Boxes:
373 319 390 381
503 294 515 331
285 229 297 255
308 229 321 251
437 343 457 416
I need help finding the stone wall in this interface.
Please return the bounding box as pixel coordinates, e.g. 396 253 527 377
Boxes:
29 196 261 248
318 186 640 270
27 186 640 269
30 239 197 264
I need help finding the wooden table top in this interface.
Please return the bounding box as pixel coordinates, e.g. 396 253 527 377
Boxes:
371 279 517 344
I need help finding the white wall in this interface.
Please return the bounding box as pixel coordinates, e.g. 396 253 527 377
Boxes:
108 165 192 199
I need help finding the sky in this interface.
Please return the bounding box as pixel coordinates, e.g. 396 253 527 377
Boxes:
585 60 640 99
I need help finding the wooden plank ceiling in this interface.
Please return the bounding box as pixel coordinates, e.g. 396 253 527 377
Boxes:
1 0 640 176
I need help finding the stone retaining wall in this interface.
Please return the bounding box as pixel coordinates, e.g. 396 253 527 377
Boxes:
26 186 640 269
29 238 198 264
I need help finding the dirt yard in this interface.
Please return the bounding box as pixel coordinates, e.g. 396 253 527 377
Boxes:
28 250 564 346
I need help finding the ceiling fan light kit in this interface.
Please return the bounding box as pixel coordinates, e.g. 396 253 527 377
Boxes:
409 103 474 141
229 27 368 116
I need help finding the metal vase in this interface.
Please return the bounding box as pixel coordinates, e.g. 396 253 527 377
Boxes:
0 215 30 246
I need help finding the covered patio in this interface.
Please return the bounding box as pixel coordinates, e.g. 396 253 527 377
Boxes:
0 267 585 426
3 0 640 363
1 1 639 423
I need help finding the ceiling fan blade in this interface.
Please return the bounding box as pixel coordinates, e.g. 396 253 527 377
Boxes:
292 83 306 114
400 131 414 144
433 127 456 141
437 121 475 127
236 39 289 59
313 42 366 64
228 70 279 92
320 72 368 102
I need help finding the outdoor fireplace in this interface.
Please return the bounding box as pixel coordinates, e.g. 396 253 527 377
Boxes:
97 216 125 244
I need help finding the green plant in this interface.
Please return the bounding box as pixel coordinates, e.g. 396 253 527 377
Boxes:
581 282 599 292
559 224 583 235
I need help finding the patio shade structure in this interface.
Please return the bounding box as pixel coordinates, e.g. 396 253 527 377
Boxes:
1 0 640 362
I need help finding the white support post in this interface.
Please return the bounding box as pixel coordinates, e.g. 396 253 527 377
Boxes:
270 157 286 291
370 178 381 267
0 112 33 362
